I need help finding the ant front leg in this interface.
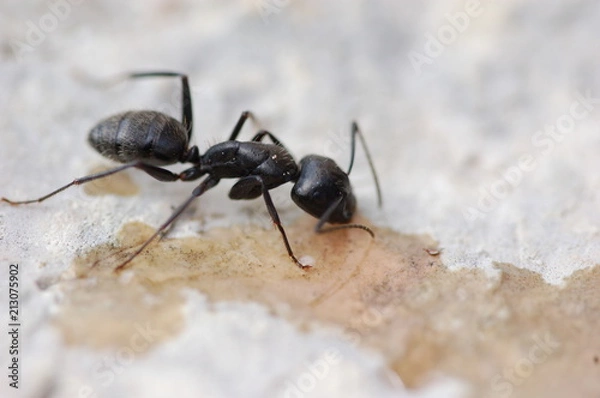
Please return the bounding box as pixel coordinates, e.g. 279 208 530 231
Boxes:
230 175 309 270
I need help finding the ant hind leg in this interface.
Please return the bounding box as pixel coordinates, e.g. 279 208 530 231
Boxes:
2 162 140 205
2 162 184 205
76 70 194 139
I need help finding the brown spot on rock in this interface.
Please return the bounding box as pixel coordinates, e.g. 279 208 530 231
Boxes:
54 215 600 397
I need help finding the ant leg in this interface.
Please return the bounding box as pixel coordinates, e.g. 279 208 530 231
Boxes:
115 176 221 272
2 162 140 205
228 111 259 141
313 196 375 238
250 130 294 154
178 165 207 182
77 71 193 140
2 162 189 205
348 122 383 207
251 130 283 145
233 176 308 270
136 164 180 182
125 72 193 140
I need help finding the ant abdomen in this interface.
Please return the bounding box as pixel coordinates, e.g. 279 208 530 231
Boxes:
88 110 189 166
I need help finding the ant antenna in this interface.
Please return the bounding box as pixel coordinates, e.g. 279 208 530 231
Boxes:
348 122 382 207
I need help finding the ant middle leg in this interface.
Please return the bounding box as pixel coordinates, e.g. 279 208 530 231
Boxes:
115 175 221 272
227 111 260 141
251 130 283 145
248 130 296 158
227 112 289 145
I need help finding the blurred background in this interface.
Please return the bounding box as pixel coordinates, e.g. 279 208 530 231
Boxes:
1 1 599 397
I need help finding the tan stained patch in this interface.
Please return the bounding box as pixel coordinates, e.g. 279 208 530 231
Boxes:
57 215 600 398
83 165 139 197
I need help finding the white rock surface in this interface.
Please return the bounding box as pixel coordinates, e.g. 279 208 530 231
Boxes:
1 1 599 397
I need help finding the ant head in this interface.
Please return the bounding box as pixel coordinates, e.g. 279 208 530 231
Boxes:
292 155 356 223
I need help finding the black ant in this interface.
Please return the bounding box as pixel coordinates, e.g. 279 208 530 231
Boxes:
2 71 382 271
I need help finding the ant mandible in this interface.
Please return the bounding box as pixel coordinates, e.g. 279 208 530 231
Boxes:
2 71 382 271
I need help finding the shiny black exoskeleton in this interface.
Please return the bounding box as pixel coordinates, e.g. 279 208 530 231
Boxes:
2 71 381 271
290 122 381 235
89 110 195 166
